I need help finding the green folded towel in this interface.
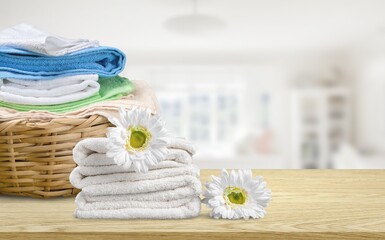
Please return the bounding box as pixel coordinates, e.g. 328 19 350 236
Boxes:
0 75 134 113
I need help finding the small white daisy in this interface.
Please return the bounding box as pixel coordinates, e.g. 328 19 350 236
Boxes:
203 169 271 220
106 107 168 173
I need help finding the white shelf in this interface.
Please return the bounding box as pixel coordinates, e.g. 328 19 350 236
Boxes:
290 87 351 169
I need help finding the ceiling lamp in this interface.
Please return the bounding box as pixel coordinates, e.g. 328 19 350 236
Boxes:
164 0 226 35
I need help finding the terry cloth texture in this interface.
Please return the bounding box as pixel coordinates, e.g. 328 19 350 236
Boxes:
69 137 201 219
0 46 125 80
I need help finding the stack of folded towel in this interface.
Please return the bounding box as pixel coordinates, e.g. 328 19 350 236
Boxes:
70 137 201 219
0 24 135 115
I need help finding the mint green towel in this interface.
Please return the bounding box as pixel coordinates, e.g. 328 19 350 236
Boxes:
0 75 134 113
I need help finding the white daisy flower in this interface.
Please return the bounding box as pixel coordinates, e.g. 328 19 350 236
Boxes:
106 107 168 173
203 169 271 220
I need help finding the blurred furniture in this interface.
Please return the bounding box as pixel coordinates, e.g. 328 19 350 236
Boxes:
1 169 385 239
290 87 350 168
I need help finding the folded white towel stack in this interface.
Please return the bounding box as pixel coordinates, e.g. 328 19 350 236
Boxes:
69 137 201 219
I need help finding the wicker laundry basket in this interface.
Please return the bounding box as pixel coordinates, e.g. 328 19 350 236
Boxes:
0 115 112 198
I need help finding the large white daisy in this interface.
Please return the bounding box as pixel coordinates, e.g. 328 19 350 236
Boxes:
203 169 271 220
106 107 168 173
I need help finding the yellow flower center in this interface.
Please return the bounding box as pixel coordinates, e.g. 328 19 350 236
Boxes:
125 126 151 152
224 187 247 205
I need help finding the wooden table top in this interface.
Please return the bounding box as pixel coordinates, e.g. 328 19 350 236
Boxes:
1 169 385 240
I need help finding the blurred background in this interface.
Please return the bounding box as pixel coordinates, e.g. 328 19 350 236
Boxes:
1 0 385 169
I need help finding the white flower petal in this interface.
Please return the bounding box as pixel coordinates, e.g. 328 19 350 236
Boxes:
150 148 168 160
123 160 132 169
113 150 127 165
211 175 222 187
146 152 159 165
117 107 130 128
230 170 238 186
107 116 122 128
220 169 230 188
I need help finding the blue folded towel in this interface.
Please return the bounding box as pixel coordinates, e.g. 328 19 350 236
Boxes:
0 46 126 80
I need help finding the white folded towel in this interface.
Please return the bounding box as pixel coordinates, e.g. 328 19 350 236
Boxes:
74 148 193 168
72 167 202 219
0 24 99 56
80 186 200 203
76 192 197 211
74 160 188 177
81 175 201 196
0 74 100 105
75 197 201 219
73 137 196 166
1 74 99 96
70 164 200 189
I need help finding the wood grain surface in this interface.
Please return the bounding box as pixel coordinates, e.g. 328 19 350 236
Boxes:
1 169 385 240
